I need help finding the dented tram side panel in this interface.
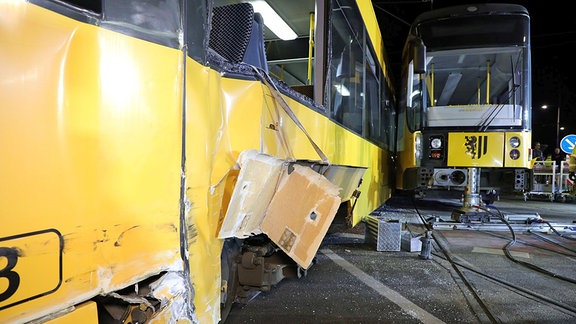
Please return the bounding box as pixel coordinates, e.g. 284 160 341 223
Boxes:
0 0 395 323
0 2 185 323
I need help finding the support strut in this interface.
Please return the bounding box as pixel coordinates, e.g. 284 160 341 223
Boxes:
451 167 491 222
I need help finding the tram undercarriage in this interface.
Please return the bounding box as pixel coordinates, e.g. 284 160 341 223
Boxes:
406 166 532 223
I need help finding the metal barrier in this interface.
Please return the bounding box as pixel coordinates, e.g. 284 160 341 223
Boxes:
526 160 573 202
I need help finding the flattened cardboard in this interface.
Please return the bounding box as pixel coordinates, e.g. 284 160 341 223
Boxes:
220 150 344 269
261 164 341 269
218 150 284 238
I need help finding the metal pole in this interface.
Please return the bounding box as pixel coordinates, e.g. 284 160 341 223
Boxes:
463 167 481 209
557 91 562 146
307 12 314 85
556 105 560 146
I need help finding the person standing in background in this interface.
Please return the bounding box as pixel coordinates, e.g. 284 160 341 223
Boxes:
532 142 546 184
551 147 566 170
532 142 544 161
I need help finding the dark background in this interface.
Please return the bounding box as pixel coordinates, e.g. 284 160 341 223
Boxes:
373 0 576 156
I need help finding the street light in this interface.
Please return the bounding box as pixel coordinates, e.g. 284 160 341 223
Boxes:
541 104 562 146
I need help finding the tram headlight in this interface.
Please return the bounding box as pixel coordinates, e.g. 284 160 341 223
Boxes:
430 137 442 149
509 136 520 148
510 149 520 160
429 135 444 160
415 133 423 161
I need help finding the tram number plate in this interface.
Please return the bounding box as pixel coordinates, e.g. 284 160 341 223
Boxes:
0 229 62 310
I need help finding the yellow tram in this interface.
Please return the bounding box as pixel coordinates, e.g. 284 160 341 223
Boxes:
0 0 395 322
396 4 533 220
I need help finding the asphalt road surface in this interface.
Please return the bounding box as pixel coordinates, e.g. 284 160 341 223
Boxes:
224 196 576 323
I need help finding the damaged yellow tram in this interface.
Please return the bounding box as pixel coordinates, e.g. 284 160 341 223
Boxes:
0 0 395 322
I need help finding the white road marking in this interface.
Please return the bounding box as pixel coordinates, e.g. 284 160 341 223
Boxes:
471 247 530 258
320 248 446 324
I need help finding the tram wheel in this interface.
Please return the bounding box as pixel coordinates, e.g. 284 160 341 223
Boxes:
220 238 241 323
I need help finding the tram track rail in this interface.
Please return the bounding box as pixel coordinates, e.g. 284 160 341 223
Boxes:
431 231 576 322
411 199 576 322
225 195 576 323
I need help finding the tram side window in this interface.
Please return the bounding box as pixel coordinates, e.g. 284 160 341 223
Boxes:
266 39 311 90
332 40 364 134
327 0 391 146
365 52 381 140
329 0 365 135
365 47 395 148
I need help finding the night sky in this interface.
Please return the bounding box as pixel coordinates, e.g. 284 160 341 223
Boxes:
373 0 576 156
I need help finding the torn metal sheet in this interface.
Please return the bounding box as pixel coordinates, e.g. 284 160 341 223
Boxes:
148 272 196 323
319 164 366 202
